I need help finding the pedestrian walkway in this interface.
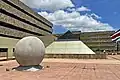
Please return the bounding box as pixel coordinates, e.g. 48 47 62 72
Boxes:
0 58 120 80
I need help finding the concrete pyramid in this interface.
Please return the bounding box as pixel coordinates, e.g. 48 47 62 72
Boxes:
45 41 95 54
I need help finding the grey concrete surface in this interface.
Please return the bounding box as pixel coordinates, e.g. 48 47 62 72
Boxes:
14 36 45 66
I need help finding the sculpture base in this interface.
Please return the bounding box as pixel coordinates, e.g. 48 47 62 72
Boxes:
12 65 43 71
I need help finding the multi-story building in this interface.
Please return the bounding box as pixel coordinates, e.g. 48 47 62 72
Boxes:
0 0 54 59
55 31 116 54
80 31 116 53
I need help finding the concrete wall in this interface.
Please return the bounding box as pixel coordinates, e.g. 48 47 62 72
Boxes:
0 13 49 35
0 25 37 38
8 0 52 27
45 54 106 59
0 1 52 33
80 31 116 52
0 36 19 59
0 0 54 59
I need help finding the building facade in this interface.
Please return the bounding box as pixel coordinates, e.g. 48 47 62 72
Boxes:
55 31 116 54
0 0 54 59
80 31 116 53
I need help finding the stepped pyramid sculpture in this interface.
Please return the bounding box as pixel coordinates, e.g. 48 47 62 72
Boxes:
46 41 95 54
46 30 95 54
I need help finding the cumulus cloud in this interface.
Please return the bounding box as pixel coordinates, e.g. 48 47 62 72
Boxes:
67 8 76 12
20 0 114 32
76 6 91 12
90 13 101 19
67 6 91 12
38 10 114 32
20 0 74 11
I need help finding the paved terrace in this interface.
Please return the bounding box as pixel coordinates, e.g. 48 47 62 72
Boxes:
0 55 120 80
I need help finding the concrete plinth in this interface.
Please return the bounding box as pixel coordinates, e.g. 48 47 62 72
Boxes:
12 65 43 71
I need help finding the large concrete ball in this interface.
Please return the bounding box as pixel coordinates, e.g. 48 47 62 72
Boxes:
14 36 45 66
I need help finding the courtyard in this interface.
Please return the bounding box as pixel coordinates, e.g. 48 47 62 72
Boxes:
0 55 120 80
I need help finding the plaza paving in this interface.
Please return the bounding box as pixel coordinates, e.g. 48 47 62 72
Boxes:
0 55 120 80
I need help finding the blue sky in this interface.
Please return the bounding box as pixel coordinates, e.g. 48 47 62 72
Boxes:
72 0 120 29
20 0 120 34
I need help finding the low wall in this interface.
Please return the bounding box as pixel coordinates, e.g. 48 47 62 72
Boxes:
45 54 106 59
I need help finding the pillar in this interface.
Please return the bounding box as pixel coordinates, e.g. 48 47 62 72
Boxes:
7 48 14 60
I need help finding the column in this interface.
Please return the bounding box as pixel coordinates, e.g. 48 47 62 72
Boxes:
7 48 14 60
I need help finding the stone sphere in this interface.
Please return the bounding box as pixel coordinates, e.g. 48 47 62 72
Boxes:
14 36 45 66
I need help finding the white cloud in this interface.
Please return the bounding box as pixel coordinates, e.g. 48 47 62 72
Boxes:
91 13 101 19
20 0 74 11
67 6 91 12
76 6 91 12
67 8 76 12
20 0 114 32
38 10 114 32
